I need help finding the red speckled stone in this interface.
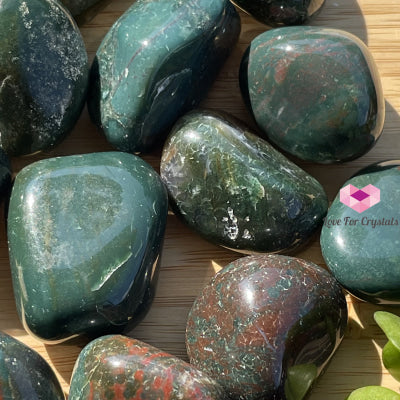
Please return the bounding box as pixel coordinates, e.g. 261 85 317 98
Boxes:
69 335 227 399
186 254 347 400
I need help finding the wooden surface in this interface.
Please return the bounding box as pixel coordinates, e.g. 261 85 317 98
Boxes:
1 0 400 398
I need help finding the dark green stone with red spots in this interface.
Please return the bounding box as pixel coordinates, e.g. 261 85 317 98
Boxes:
240 26 384 163
0 332 64 399
186 254 347 400
232 0 325 26
69 335 227 399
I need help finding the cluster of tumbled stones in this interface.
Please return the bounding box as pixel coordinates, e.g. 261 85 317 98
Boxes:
0 0 395 399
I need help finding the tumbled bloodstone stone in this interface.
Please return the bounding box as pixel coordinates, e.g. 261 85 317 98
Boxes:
69 335 227 400
0 332 64 399
240 26 384 163
61 0 101 16
88 0 240 153
232 0 325 26
186 254 347 400
7 152 168 342
161 110 328 254
0 149 11 201
0 0 88 156
321 161 400 304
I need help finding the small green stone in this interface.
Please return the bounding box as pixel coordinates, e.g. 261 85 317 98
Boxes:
321 161 400 304
0 332 64 399
69 335 227 400
88 0 240 153
7 152 168 342
0 0 88 156
232 0 325 26
161 110 328 253
240 27 384 163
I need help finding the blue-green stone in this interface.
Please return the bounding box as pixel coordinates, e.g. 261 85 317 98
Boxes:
232 0 325 26
160 110 328 254
240 27 384 163
0 332 64 399
186 254 347 399
320 161 400 304
0 0 88 156
7 152 168 342
88 0 240 153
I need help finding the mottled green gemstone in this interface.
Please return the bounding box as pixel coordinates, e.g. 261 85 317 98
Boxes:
320 161 400 304
0 332 64 399
69 335 227 400
0 0 88 156
8 152 168 342
232 0 325 26
88 0 240 153
60 0 101 16
186 254 347 399
161 110 328 254
240 27 384 163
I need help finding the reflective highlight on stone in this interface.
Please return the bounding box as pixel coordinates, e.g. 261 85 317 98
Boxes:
186 254 347 400
8 152 168 342
69 335 227 400
161 110 328 254
321 161 400 304
0 332 64 399
0 0 88 156
88 0 240 153
240 27 384 163
232 0 325 26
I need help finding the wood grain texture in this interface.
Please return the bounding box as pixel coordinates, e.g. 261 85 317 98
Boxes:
1 0 400 398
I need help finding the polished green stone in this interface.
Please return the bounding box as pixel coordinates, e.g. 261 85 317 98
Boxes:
7 152 168 342
240 27 384 163
0 332 64 399
186 254 347 399
0 0 88 156
69 335 227 400
232 0 325 26
60 0 101 16
88 0 240 153
320 161 400 304
160 110 328 254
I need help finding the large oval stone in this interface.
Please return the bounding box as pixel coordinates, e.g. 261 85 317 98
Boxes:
7 152 168 342
88 0 240 153
240 26 384 163
0 0 88 156
232 0 325 26
186 254 347 400
321 161 400 304
161 110 328 254
0 332 64 399
69 335 227 400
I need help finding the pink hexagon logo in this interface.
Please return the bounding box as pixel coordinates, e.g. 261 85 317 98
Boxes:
340 184 380 213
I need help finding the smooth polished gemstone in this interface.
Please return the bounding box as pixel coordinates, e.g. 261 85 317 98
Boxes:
186 255 347 400
88 0 240 153
321 161 400 304
240 27 384 163
0 0 88 156
61 0 101 16
0 332 64 399
161 110 328 254
7 152 168 342
232 0 325 26
69 335 227 400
